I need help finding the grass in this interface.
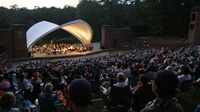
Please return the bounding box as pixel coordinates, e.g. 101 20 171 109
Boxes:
56 87 200 112
90 88 200 112
90 99 105 112
177 88 200 112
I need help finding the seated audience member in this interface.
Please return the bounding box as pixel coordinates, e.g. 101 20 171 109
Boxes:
0 74 10 89
102 72 133 95
159 59 170 70
69 78 92 112
189 63 196 78
31 83 41 104
123 64 131 78
36 73 43 84
7 70 16 87
0 92 20 112
38 83 58 112
126 69 139 88
165 66 174 72
52 65 59 73
51 77 62 92
133 75 148 94
138 68 145 77
18 74 33 100
176 64 184 76
114 64 123 80
178 66 192 82
18 74 33 91
141 70 184 112
133 75 155 112
101 72 133 109
101 73 110 82
146 60 158 72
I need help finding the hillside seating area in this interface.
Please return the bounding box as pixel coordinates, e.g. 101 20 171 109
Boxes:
0 44 200 112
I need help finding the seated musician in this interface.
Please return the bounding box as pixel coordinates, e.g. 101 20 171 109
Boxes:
80 46 83 52
56 47 59 55
76 46 80 52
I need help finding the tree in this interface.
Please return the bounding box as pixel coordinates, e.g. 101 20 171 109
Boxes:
34 6 40 9
76 0 102 41
0 0 200 42
10 4 19 10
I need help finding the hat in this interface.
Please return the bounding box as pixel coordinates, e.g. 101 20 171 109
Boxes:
153 70 179 92
69 78 92 108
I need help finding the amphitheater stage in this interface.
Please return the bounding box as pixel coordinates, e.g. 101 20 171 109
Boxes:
11 48 115 62
33 49 104 58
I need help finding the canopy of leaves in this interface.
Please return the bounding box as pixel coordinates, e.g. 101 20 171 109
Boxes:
0 0 200 45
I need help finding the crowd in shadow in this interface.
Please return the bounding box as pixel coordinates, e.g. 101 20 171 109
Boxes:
0 45 200 112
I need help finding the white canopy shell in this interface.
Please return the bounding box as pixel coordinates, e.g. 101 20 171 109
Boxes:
26 20 93 49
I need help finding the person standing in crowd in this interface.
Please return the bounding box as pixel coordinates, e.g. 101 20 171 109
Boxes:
69 78 92 112
0 92 20 112
141 70 184 112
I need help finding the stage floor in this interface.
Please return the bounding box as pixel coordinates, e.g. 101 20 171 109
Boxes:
33 42 103 58
33 49 103 58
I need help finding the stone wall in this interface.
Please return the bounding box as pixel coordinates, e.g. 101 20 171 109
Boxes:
12 24 28 58
188 7 200 44
101 25 146 49
0 24 28 59
0 29 14 59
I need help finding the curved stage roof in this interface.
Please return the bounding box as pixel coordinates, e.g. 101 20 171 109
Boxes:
26 20 93 49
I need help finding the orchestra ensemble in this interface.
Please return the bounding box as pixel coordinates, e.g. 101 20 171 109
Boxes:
30 43 93 55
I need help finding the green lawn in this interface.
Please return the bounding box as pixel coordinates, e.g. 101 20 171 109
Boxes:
177 88 200 112
56 87 200 112
90 88 200 112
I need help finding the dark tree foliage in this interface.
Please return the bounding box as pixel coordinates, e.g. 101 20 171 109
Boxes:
0 0 200 45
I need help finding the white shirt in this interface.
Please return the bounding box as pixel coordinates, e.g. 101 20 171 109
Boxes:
178 74 192 82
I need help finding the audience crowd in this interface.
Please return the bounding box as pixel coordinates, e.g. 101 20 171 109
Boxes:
0 45 200 112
